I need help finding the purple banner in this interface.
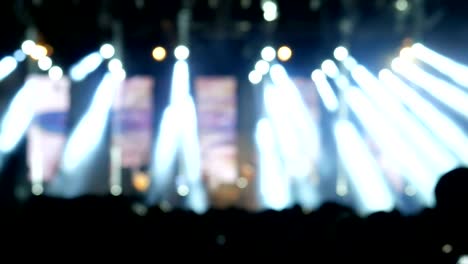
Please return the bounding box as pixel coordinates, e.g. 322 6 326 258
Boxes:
195 77 238 191
111 76 154 169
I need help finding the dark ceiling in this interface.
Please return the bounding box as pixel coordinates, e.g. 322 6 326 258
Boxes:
0 0 467 75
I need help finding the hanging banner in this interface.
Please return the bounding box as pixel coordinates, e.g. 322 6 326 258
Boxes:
195 77 238 191
26 75 70 185
111 76 154 170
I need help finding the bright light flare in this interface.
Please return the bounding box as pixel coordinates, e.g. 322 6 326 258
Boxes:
21 40 36 55
174 45 190 60
395 0 409 11
266 62 321 209
334 120 395 214
392 57 468 119
311 69 339 112
351 65 457 173
152 46 167 61
151 60 207 214
262 1 278 22
13 50 26 62
99 43 115 59
379 69 468 164
30 45 48 60
342 56 358 71
255 118 292 210
48 66 63 81
411 43 468 88
248 70 262 84
344 87 439 205
108 58 123 72
177 184 190 196
62 73 122 173
255 60 270 75
38 56 52 71
0 80 36 153
0 56 18 81
334 46 349 61
321 59 340 79
261 46 276 62
263 85 312 178
70 52 104 81
277 46 292 62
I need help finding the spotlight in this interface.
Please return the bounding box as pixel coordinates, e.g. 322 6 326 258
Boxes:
277 46 292 62
21 40 36 55
108 58 123 72
263 11 278 22
38 56 52 71
110 185 122 196
70 52 103 81
248 70 262 84
13 50 26 62
152 46 167 61
177 184 190 197
333 46 349 61
48 66 63 80
395 0 409 11
0 56 18 81
311 69 339 112
255 60 270 75
400 47 413 60
174 45 190 60
30 45 48 60
261 46 276 62
321 59 339 79
262 1 277 12
100 43 115 59
262 1 278 22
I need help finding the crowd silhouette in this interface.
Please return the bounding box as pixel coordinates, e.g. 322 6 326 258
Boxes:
0 167 466 263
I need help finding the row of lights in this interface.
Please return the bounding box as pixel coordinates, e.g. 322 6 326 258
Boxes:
248 45 293 84
152 45 190 61
20 40 63 80
262 0 279 22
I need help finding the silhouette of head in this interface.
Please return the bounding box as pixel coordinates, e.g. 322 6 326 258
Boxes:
435 167 468 214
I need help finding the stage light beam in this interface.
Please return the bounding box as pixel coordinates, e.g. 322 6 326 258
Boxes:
411 43 468 88
344 87 440 205
255 118 292 210
21 40 36 55
48 66 63 81
0 56 18 81
99 43 115 59
70 52 103 82
174 45 190 60
38 56 52 71
0 80 36 153
248 70 262 84
261 46 276 62
311 69 339 112
392 57 468 119
151 60 207 214
334 46 349 61
255 60 270 75
321 59 340 79
379 69 468 165
62 72 122 173
350 65 457 174
334 119 395 214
